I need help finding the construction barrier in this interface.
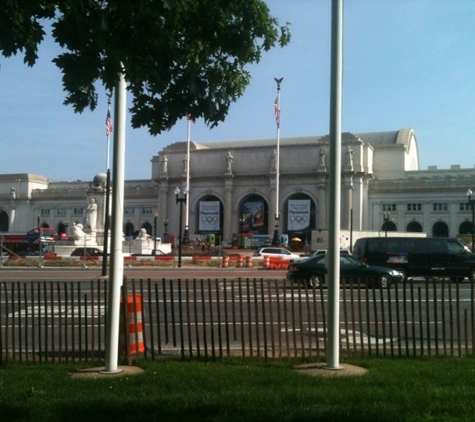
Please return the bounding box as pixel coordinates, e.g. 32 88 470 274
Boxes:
263 255 270 268
236 255 243 268
268 256 289 270
246 255 253 268
222 255 229 268
120 293 145 355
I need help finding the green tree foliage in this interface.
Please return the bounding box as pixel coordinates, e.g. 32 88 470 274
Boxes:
1 0 290 134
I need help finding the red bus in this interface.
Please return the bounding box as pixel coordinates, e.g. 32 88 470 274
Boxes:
0 228 57 258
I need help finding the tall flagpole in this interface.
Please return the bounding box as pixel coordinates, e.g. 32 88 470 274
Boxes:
272 77 283 246
102 93 113 276
326 0 344 370
183 116 193 244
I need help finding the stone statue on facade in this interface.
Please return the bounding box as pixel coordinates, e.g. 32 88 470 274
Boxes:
183 154 188 173
161 154 168 173
225 151 234 173
270 150 277 171
346 146 354 171
84 198 98 231
319 147 327 168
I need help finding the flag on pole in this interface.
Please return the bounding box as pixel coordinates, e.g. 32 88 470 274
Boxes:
106 109 113 136
274 97 280 129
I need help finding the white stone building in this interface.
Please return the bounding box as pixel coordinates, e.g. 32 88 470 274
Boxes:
1 128 475 246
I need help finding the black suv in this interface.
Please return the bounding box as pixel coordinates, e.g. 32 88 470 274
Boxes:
70 247 104 257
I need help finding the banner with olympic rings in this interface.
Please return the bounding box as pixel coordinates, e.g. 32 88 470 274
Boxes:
288 199 310 231
199 201 220 231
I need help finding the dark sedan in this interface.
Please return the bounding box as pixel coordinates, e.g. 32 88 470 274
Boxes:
198 250 240 258
287 254 404 288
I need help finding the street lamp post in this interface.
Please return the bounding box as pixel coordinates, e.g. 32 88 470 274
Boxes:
467 189 475 253
163 219 169 242
175 187 187 267
153 213 157 255
383 211 391 238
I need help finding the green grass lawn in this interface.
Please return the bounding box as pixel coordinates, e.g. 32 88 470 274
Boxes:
1 356 475 421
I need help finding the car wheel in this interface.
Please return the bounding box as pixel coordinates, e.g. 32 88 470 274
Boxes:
376 274 393 288
394 268 407 282
307 274 324 289
469 267 475 283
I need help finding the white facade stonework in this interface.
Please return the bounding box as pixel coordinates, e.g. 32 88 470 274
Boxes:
1 128 475 245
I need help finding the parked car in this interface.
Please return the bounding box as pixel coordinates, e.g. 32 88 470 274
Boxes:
70 247 104 257
352 236 475 282
286 254 404 288
198 250 240 258
310 248 351 257
253 247 301 261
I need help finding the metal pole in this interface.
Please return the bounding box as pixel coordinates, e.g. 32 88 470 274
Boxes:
326 0 343 370
272 77 283 246
184 118 191 244
101 168 111 276
154 214 157 254
103 65 126 374
178 200 183 267
472 202 474 253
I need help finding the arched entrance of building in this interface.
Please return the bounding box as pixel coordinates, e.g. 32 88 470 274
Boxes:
142 222 153 236
406 221 423 233
0 210 9 232
124 222 135 237
284 194 316 244
432 221 449 237
459 221 473 236
239 194 268 235
381 221 397 233
196 195 224 244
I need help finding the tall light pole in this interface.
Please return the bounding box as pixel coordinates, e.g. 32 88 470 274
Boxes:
163 219 169 242
183 116 194 245
175 187 187 267
102 92 113 276
272 77 283 246
467 189 475 253
383 211 391 238
153 213 158 254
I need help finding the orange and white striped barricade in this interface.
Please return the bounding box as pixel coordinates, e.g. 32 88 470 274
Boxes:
246 255 253 268
263 255 270 268
120 293 145 356
222 254 229 268
236 255 244 268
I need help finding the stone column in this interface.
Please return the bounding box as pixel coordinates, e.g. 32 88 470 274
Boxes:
158 177 169 237
341 174 354 230
316 171 328 229
223 176 234 241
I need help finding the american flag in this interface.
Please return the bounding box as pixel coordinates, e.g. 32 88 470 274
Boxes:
274 97 280 129
106 109 113 136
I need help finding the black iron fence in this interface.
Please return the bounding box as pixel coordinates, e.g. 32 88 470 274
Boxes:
1 277 474 363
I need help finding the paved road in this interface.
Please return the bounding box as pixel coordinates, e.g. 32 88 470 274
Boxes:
0 267 287 281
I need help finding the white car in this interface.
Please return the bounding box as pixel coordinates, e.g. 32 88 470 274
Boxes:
252 247 301 261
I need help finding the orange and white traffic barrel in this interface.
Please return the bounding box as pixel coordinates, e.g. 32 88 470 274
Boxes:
120 293 145 355
236 255 243 268
222 255 229 268
246 256 253 268
264 255 270 268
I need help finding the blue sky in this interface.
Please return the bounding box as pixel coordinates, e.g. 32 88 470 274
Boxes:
1 1 475 181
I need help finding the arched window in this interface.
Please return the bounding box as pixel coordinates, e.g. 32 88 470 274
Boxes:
432 221 449 238
459 221 474 235
0 210 9 232
381 221 397 232
124 222 135 237
407 221 423 233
